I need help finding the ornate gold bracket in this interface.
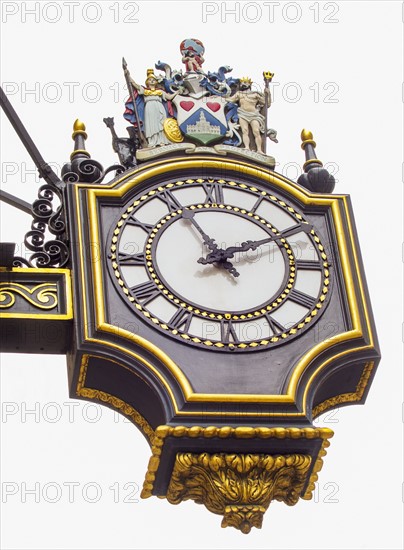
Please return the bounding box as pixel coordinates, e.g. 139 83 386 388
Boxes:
141 426 333 533
167 452 311 534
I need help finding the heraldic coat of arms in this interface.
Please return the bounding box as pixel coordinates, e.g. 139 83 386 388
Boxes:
111 38 277 166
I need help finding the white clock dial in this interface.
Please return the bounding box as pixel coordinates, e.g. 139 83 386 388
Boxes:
110 178 330 351
155 210 286 312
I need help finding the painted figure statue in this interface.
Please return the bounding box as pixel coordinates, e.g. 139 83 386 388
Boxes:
180 38 205 72
228 77 269 154
124 69 180 147
121 39 277 156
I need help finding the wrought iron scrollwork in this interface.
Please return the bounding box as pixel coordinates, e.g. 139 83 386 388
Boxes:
13 183 69 268
61 157 104 184
94 164 126 184
61 158 126 185
0 86 71 269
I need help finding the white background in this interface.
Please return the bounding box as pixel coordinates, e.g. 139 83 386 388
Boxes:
0 1 402 549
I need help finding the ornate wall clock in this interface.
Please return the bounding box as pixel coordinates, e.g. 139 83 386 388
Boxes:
62 146 379 532
0 37 380 535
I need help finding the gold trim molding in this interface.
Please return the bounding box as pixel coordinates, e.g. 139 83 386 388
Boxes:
77 355 155 443
74 157 378 417
302 436 332 499
312 361 374 418
166 452 312 533
141 425 333 499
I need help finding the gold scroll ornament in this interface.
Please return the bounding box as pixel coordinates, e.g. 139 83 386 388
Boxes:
0 282 58 310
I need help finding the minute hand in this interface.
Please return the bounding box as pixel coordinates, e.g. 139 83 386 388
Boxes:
197 236 279 266
181 208 218 251
213 223 313 260
221 236 280 257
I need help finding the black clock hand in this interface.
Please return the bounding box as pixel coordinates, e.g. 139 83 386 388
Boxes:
219 235 280 258
197 235 278 278
199 223 313 264
181 209 240 277
181 208 218 251
198 253 240 277
198 235 278 266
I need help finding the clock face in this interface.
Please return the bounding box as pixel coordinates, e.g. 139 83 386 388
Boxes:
108 177 330 351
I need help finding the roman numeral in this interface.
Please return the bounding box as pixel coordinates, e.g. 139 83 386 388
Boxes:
295 259 322 270
220 319 240 344
280 222 312 238
118 252 145 266
168 308 193 331
264 313 285 335
202 182 224 205
158 189 183 212
288 289 316 309
126 216 153 233
130 280 160 305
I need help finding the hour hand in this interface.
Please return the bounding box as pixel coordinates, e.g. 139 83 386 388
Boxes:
198 251 240 277
199 240 259 266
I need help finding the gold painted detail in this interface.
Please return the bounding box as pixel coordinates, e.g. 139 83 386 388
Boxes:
166 452 312 533
110 178 330 350
303 158 323 169
70 149 91 160
143 88 163 96
302 436 332 499
81 157 377 411
312 361 375 418
163 118 184 142
141 425 333 499
0 282 58 310
77 355 155 443
263 71 274 81
153 425 333 440
72 119 87 139
300 128 316 148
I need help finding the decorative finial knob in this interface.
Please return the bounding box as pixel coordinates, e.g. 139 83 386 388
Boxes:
298 129 335 193
73 119 86 132
70 118 89 160
72 119 87 141
300 129 316 150
62 119 103 184
301 129 313 141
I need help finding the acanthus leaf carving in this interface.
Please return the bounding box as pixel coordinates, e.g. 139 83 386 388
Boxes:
166 452 312 533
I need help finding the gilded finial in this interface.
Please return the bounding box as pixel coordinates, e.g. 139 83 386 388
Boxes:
70 118 90 160
300 129 316 150
298 127 335 192
73 119 86 132
72 119 88 141
301 129 313 141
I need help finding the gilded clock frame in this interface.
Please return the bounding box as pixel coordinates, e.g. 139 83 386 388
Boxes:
71 156 378 418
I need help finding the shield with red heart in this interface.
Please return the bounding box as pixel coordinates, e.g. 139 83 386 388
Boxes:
173 95 228 145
